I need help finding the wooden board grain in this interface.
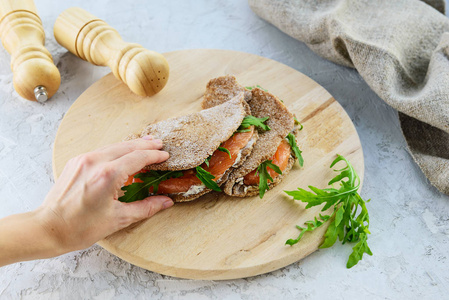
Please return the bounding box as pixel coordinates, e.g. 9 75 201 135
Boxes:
52 49 364 280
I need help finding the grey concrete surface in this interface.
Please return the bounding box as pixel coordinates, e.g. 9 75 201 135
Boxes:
0 0 448 299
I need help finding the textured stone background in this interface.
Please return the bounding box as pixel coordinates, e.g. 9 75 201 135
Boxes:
0 0 448 299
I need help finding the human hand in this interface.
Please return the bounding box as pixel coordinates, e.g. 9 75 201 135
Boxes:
38 136 173 254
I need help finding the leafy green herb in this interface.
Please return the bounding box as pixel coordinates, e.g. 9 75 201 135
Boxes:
286 132 304 167
195 166 221 192
119 171 183 203
245 84 267 91
293 117 303 130
286 214 331 245
237 116 270 133
218 147 232 159
257 160 282 199
204 155 212 167
284 155 372 268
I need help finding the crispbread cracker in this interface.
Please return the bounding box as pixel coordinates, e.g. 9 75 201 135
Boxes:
131 93 247 171
170 189 212 202
202 75 252 109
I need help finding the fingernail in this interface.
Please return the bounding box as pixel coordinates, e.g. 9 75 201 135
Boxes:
163 198 174 209
142 135 153 140
154 139 163 145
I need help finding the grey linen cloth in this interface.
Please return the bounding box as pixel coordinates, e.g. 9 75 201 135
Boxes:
248 0 449 195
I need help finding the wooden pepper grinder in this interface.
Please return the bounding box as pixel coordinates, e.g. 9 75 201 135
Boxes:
54 7 169 97
0 0 61 102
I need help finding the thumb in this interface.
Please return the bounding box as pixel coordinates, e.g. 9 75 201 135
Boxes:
121 196 174 224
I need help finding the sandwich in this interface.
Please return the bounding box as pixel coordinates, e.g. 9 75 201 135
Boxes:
120 75 303 203
120 93 266 202
202 75 303 198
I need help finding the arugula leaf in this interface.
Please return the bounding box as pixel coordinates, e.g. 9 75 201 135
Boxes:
195 166 221 192
285 214 330 245
284 155 372 268
119 170 183 203
293 117 303 130
218 147 232 159
347 232 372 268
257 160 282 199
237 116 270 132
245 84 267 91
204 155 212 167
286 132 304 167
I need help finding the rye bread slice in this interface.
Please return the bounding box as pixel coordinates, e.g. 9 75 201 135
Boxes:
170 189 212 202
130 93 247 171
202 75 252 109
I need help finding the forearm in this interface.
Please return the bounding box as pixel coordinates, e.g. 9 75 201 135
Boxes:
0 208 65 267
0 138 171 267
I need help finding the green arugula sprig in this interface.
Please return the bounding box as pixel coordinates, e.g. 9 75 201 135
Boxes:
284 155 372 268
286 132 304 167
119 171 183 203
204 155 212 167
257 160 282 199
293 117 303 130
286 214 331 245
218 147 232 159
195 166 221 192
237 116 270 133
245 85 267 91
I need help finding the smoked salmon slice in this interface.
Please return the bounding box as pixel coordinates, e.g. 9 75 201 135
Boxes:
243 139 291 186
124 127 255 194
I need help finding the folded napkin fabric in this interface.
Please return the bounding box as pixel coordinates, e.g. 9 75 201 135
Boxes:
249 0 449 194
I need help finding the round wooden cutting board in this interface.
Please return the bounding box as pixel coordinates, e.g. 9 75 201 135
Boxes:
53 49 364 280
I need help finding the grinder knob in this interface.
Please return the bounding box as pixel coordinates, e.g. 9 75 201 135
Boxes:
0 0 61 102
54 7 169 97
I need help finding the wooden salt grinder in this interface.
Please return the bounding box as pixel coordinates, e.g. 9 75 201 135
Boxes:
54 7 169 97
0 0 61 102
